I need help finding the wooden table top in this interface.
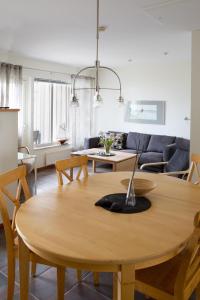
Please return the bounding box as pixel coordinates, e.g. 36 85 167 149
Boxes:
16 172 200 269
72 148 136 163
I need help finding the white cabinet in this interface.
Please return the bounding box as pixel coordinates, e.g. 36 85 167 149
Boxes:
0 109 19 223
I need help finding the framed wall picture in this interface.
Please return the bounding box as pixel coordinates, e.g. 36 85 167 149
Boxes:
125 100 166 125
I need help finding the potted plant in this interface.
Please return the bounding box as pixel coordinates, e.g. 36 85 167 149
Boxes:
99 134 114 155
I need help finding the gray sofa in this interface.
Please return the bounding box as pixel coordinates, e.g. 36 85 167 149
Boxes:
84 131 190 173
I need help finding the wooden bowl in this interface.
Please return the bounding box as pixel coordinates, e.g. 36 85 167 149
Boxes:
121 178 157 196
58 138 69 145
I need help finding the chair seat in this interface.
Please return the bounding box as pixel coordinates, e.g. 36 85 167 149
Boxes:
135 252 183 296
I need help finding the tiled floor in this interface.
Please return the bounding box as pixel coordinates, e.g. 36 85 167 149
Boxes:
0 165 196 299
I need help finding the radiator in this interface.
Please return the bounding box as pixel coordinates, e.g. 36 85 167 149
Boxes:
45 148 71 166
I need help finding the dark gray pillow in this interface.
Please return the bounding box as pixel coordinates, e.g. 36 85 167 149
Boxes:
126 132 151 151
84 137 100 149
147 135 175 153
163 143 176 161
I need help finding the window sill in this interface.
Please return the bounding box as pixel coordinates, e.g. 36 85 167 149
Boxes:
33 143 72 151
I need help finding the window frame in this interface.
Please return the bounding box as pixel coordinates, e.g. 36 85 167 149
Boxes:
33 78 71 148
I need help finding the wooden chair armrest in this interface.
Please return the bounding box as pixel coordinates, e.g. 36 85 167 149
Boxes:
161 170 189 177
140 161 168 170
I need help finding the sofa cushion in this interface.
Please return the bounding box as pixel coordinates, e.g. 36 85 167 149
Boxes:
163 143 177 161
175 137 190 151
126 132 151 151
164 149 189 173
147 134 175 153
120 149 137 154
139 152 163 165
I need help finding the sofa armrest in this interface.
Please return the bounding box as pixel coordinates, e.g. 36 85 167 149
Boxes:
163 143 177 161
84 137 100 149
140 161 168 170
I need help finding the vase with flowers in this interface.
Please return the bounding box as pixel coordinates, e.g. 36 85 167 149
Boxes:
99 134 114 155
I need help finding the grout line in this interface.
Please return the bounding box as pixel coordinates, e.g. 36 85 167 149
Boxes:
64 281 112 300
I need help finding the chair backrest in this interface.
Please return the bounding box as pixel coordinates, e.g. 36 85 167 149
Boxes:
0 166 31 260
18 146 30 154
55 155 88 185
175 211 200 298
187 154 200 184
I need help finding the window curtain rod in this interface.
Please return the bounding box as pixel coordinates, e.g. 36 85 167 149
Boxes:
23 66 94 80
23 66 71 76
34 78 71 85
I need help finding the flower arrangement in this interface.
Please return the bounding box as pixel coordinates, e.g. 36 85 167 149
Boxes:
99 134 114 154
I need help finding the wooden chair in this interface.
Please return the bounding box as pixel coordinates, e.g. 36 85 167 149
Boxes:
55 155 88 186
161 153 200 185
55 155 99 286
186 153 200 184
134 211 200 300
0 165 65 300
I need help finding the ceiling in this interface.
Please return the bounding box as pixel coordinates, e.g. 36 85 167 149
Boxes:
0 0 199 67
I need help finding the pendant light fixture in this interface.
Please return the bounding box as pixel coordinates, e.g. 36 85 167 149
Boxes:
71 0 124 107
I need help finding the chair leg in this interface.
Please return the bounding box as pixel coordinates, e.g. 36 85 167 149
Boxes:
57 266 65 300
76 269 82 281
113 273 118 300
31 262 37 277
7 255 15 300
196 283 200 300
93 272 100 286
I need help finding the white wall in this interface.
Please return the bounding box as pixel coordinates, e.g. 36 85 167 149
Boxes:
0 111 18 222
95 60 191 139
0 50 79 74
191 30 200 154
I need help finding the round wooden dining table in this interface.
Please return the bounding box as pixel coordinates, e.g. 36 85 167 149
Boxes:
16 171 200 300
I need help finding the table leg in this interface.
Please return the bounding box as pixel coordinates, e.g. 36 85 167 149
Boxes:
34 161 37 195
57 267 65 300
113 265 135 300
112 163 116 172
113 273 119 300
19 236 30 300
92 160 96 173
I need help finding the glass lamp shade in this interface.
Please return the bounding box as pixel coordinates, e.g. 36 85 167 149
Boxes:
118 95 125 104
71 95 80 107
93 92 103 108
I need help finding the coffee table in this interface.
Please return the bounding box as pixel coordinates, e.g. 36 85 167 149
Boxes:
72 148 137 172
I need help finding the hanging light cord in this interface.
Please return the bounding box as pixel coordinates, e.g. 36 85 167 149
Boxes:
71 0 124 106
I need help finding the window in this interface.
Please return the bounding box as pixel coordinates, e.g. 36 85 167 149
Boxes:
33 79 71 146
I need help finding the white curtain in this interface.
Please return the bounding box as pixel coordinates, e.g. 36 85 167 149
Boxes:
0 63 23 143
52 83 71 141
0 63 22 107
33 80 52 145
71 77 95 150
